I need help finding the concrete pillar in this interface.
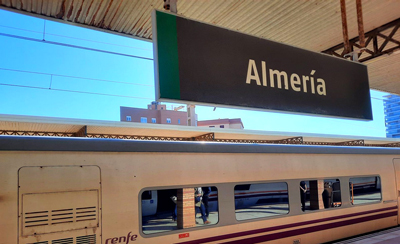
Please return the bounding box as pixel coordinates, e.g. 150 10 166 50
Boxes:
187 104 197 126
309 180 324 210
177 188 196 229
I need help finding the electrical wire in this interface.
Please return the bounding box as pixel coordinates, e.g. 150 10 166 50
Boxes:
0 83 154 100
0 67 154 87
0 24 151 51
0 32 153 60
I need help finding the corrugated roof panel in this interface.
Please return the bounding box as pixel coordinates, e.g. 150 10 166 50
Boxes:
2 0 399 49
367 53 400 94
128 1 152 37
113 0 137 32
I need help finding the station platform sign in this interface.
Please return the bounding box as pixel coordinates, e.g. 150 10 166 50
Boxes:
152 10 372 120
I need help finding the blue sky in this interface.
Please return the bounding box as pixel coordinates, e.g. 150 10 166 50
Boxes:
0 9 388 137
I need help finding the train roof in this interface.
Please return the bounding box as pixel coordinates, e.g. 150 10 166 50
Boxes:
1 114 400 154
2 135 400 155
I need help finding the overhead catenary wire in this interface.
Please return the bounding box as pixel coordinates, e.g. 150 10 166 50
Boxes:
0 32 153 61
0 83 154 100
0 67 154 87
0 23 152 52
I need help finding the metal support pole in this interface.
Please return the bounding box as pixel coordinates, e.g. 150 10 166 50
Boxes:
164 0 177 13
356 0 365 49
340 0 351 54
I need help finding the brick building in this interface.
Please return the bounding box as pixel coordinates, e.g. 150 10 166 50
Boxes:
121 102 244 130
120 102 188 126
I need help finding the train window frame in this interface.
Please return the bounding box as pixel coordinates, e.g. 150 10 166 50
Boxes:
234 181 290 222
349 175 382 206
139 185 220 237
299 178 342 212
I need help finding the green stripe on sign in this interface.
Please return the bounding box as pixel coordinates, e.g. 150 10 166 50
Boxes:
156 11 180 100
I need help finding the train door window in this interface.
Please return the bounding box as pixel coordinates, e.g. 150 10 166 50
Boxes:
300 179 341 212
234 182 289 221
349 176 382 205
141 186 218 235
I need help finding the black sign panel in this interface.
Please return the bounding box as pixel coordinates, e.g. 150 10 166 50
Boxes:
153 11 372 120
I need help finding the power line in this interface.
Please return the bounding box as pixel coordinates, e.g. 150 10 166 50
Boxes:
0 23 152 52
0 67 154 87
0 24 42 34
46 32 152 52
0 83 154 100
0 32 153 60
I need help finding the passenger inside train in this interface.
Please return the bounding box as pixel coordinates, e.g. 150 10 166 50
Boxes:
140 177 382 235
141 186 219 235
300 179 342 211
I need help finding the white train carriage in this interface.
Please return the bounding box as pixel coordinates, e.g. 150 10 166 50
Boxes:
0 135 399 244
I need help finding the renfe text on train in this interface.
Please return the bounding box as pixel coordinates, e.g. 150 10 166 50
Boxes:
246 59 327 96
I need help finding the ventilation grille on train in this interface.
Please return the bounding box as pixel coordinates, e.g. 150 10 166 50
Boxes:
24 206 97 227
76 235 96 244
51 238 73 244
28 235 96 244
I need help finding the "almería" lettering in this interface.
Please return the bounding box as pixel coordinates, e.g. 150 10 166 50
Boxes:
246 59 327 96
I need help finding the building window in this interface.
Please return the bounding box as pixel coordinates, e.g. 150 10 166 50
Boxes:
166 118 171 124
141 187 218 234
220 125 224 128
151 118 156 123
126 116 131 121
141 117 147 123
350 176 381 205
178 119 181 124
235 182 289 221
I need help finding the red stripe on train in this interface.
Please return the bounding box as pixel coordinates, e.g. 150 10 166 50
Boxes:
176 206 397 244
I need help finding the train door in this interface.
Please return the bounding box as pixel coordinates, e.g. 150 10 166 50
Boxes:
393 159 400 224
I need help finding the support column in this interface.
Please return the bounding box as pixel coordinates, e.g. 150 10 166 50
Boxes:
309 180 324 210
177 188 196 229
187 104 197 126
356 0 365 49
340 0 351 54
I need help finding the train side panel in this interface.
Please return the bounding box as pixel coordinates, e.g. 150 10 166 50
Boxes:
0 150 398 244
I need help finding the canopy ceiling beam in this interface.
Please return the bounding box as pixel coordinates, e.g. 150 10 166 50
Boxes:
323 18 400 63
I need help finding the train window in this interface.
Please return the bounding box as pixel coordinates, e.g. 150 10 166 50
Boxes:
141 186 218 235
234 182 289 221
349 176 382 205
300 179 341 212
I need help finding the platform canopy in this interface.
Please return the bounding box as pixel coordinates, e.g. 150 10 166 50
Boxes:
0 114 400 148
1 0 400 94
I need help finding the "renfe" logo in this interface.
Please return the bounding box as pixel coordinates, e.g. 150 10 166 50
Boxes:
105 232 137 244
